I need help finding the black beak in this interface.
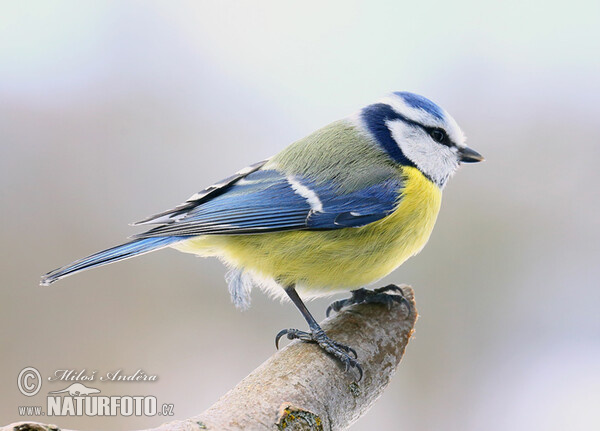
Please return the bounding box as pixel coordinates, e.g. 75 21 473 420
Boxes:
458 147 485 163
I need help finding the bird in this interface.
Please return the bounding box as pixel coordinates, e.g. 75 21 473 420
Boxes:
41 91 483 379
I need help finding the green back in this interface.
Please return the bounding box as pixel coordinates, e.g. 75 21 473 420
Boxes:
266 119 399 194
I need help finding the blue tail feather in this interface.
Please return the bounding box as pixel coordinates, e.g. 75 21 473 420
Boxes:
40 236 185 286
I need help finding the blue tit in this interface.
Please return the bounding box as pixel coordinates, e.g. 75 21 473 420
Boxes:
41 91 483 378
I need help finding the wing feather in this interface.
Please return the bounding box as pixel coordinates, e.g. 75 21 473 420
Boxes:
132 165 404 238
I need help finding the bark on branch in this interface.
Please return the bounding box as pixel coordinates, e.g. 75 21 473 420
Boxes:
4 285 417 431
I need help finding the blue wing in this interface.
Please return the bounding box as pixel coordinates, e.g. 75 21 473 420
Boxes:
133 167 403 238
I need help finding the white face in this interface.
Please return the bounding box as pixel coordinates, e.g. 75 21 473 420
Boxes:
387 119 461 187
379 93 473 188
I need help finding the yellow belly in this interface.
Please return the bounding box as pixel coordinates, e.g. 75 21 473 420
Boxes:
173 167 441 295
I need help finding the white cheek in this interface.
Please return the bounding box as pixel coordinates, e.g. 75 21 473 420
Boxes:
387 120 459 187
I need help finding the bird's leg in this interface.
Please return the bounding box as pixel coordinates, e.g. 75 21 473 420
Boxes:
275 285 363 380
326 284 410 317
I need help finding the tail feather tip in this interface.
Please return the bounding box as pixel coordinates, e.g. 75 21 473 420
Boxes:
40 273 58 286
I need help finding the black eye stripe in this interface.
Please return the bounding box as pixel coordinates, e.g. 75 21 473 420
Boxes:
376 109 454 147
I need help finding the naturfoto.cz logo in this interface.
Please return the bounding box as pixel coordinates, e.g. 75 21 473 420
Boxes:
17 367 174 418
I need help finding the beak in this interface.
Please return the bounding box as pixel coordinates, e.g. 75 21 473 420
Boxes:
458 146 485 163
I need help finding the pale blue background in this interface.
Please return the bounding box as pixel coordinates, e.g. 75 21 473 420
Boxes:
1 1 599 429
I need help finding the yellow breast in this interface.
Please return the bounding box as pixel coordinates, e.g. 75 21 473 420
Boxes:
174 166 442 296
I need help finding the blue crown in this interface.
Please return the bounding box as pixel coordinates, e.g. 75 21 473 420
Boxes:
393 91 444 120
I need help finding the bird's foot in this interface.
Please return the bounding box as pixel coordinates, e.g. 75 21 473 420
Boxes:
326 284 410 317
275 326 363 380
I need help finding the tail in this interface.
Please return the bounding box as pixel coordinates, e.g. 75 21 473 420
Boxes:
40 236 185 286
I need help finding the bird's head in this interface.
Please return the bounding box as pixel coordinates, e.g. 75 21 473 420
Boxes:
359 91 483 188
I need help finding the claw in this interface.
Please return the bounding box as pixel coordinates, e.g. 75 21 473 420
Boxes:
275 328 304 349
355 364 363 381
275 328 314 349
375 284 411 310
347 346 358 359
326 299 345 318
275 329 288 349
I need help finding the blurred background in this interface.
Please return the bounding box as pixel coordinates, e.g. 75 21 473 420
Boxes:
1 1 599 430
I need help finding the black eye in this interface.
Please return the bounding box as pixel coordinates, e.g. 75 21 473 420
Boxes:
429 129 447 144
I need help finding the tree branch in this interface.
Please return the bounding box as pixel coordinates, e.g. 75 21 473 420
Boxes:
4 285 417 431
